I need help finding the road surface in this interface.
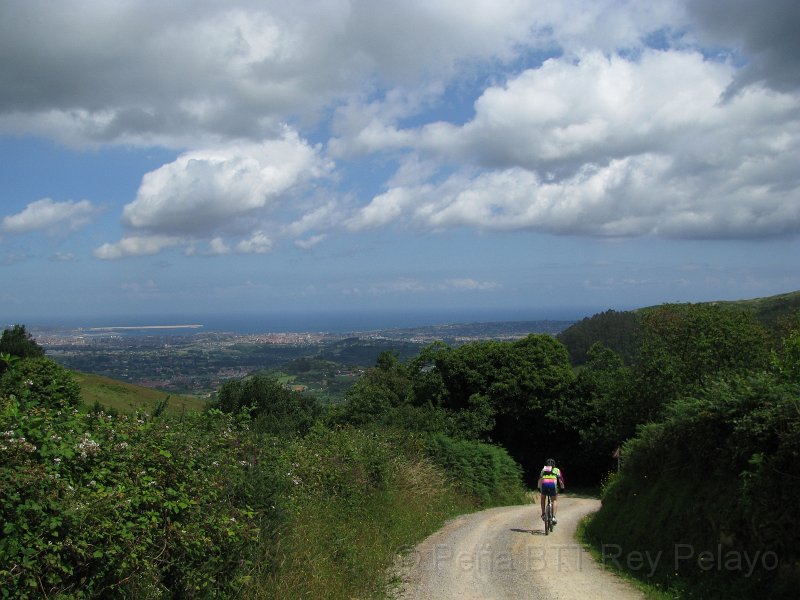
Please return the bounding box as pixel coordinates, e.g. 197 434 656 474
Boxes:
395 496 643 600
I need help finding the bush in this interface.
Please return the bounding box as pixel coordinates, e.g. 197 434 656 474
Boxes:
587 373 800 598
214 373 322 436
423 433 526 506
244 427 477 599
0 396 277 598
0 357 81 410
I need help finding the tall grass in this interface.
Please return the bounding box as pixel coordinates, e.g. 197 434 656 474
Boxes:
243 430 479 599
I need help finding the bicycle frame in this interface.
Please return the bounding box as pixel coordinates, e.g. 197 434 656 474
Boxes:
543 493 554 535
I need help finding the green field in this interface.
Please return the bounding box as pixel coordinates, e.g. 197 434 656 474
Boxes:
72 371 208 415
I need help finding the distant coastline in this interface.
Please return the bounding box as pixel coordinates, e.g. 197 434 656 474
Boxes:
87 325 203 331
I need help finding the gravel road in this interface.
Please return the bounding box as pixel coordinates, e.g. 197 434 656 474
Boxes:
395 496 644 600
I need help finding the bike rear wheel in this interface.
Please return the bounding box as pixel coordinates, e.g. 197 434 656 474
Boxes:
545 498 553 535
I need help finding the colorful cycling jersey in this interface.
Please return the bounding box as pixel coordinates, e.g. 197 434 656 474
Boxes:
538 465 565 490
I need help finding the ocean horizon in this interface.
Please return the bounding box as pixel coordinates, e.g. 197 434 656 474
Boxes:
11 307 598 335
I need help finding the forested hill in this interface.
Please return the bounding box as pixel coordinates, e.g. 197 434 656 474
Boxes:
558 289 800 365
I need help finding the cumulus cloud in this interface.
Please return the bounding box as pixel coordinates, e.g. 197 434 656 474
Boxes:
235 232 272 254
0 0 574 148
207 238 232 256
3 0 799 251
2 198 96 234
351 146 800 240
345 46 800 240
93 235 184 260
283 201 340 238
294 234 327 250
122 130 330 236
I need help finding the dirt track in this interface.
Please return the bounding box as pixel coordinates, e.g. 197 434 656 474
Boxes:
395 496 644 600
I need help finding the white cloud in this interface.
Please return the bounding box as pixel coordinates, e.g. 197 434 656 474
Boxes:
283 201 340 238
93 235 184 260
294 234 327 250
208 238 232 255
0 0 573 149
337 277 499 296
352 146 800 240
122 130 330 236
3 0 799 251
2 198 96 234
345 47 800 240
347 186 427 231
235 232 272 254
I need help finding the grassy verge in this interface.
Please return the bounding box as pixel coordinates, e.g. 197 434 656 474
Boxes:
238 428 526 599
72 371 207 415
576 513 679 600
241 433 482 599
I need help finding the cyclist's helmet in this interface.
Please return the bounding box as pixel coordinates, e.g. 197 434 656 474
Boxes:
546 458 556 467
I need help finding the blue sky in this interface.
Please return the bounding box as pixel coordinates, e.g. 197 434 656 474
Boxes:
1 0 799 323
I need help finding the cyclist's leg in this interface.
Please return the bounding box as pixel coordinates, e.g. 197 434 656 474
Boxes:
540 488 546 519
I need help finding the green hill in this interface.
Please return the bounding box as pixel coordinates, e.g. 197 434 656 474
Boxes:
709 289 800 331
72 371 208 415
559 289 800 365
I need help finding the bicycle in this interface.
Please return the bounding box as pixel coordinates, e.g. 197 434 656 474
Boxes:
543 493 555 535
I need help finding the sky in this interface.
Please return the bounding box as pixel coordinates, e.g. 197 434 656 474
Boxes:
1 0 799 324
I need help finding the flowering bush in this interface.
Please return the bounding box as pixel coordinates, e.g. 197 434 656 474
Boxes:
0 391 280 599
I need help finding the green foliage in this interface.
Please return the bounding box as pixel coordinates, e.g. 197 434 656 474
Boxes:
214 373 322 436
0 325 44 369
564 343 632 474
0 357 81 410
245 427 477 599
423 433 526 506
637 303 771 390
571 304 775 458
72 371 206 415
587 372 800 597
336 335 577 483
773 329 800 383
557 309 642 365
0 395 275 598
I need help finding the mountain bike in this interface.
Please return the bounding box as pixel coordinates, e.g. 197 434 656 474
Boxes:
544 494 555 535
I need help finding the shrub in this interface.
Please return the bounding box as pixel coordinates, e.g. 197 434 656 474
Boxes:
0 357 81 410
587 373 800 597
0 396 276 598
423 433 526 506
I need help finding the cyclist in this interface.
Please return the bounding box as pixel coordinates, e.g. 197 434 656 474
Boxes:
538 458 565 525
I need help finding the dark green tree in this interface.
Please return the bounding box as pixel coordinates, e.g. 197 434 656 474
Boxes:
0 324 44 375
407 334 576 483
627 304 772 424
0 357 81 410
557 309 641 365
214 373 322 436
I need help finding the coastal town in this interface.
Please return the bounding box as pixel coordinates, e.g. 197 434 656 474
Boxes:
31 320 572 398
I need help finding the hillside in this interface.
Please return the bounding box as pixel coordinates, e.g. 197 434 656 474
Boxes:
710 289 800 331
558 289 800 364
72 371 208 415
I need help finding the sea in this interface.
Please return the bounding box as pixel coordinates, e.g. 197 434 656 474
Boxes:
12 307 596 336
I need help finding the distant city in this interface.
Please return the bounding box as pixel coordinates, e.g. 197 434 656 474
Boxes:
30 319 574 399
